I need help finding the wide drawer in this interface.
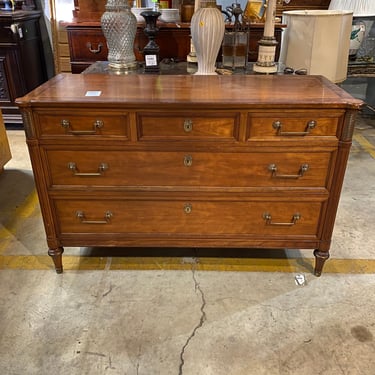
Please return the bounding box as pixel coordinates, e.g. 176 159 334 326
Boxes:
247 110 343 139
34 112 130 138
44 150 334 188
68 29 108 61
54 198 323 237
137 112 240 141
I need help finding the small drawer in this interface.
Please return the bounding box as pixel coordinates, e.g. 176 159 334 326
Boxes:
35 112 130 138
68 29 108 61
44 150 333 189
55 198 323 237
137 112 240 141
247 110 342 140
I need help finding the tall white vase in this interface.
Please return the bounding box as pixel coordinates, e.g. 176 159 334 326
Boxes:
190 0 225 75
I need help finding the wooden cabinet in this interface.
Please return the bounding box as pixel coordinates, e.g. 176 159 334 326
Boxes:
72 0 106 21
276 0 330 16
66 21 284 74
16 73 361 275
0 10 47 124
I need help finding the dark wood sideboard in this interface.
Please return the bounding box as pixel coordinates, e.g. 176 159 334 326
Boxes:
16 73 361 275
276 0 330 16
65 21 284 74
0 10 47 124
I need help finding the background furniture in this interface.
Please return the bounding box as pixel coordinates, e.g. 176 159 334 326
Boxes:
72 0 332 18
17 73 361 275
62 0 333 73
0 110 11 171
0 10 47 124
276 0 330 16
72 0 105 21
66 21 284 73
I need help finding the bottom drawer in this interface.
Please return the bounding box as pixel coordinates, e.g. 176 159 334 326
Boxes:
54 199 324 238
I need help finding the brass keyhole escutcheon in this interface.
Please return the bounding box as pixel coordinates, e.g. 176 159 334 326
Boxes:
183 119 193 132
61 119 70 128
184 203 192 214
184 155 193 167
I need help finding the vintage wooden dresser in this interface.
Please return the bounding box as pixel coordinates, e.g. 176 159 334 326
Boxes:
16 73 362 275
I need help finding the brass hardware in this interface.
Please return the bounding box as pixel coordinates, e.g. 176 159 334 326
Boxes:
184 203 192 214
61 119 104 135
184 155 193 167
263 212 301 226
272 120 316 136
268 163 309 179
86 42 103 54
183 119 193 132
76 210 113 224
61 119 70 128
68 162 108 176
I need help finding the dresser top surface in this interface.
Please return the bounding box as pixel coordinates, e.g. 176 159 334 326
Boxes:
16 73 362 109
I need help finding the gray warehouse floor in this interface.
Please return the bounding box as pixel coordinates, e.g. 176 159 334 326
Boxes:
0 110 374 374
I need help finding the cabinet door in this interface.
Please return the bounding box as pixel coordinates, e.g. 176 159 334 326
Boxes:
18 19 47 93
0 13 47 123
0 49 26 106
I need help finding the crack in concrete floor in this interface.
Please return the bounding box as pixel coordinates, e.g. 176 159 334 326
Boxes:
178 267 207 375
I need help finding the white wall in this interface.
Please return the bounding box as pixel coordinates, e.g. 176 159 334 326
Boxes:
55 0 75 21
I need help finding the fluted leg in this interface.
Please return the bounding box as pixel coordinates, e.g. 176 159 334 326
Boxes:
313 249 330 277
48 247 64 274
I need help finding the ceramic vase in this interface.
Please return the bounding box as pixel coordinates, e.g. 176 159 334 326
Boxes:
190 0 225 75
349 22 366 60
101 0 137 69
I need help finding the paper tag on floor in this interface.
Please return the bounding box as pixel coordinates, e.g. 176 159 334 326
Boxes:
295 274 306 286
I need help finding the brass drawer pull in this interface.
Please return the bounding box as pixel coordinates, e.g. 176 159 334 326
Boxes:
76 210 113 224
86 42 103 54
268 163 309 179
184 203 192 214
184 155 193 167
273 120 316 136
263 212 301 226
61 119 104 135
183 119 193 132
68 162 108 176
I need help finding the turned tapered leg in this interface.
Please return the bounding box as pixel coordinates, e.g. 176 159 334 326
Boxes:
313 249 330 277
48 247 64 274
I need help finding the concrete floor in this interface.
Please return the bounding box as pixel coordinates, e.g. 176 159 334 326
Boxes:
0 111 375 374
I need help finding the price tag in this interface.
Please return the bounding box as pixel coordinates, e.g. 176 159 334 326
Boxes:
145 55 157 67
85 91 102 97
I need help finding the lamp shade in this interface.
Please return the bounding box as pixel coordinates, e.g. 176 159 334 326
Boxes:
279 10 353 83
329 0 375 17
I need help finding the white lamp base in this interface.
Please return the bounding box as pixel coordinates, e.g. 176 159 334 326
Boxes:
253 63 278 73
187 53 197 63
253 37 278 74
